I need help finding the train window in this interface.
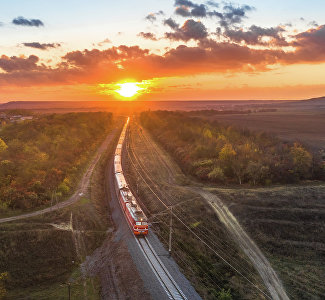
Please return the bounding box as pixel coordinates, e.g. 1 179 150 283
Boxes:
142 222 148 226
136 222 141 225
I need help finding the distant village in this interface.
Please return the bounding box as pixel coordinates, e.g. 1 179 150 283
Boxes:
0 112 34 127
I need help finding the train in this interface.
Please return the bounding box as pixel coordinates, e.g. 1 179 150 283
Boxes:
113 117 148 236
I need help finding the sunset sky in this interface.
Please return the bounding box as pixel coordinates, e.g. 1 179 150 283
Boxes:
1 0 325 101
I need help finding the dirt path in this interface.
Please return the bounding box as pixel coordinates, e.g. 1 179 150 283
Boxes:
0 128 117 224
192 188 290 300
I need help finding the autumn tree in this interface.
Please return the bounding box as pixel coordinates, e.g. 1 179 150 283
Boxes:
290 143 312 179
0 138 7 154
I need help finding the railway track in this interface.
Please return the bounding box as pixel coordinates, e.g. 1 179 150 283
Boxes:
115 118 188 300
135 237 187 300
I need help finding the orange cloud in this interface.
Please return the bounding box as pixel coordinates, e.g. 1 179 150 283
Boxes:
0 25 325 90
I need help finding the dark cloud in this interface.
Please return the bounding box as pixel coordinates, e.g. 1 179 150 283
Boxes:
138 32 158 41
220 4 254 27
191 4 207 17
165 19 208 41
0 55 39 73
175 0 207 17
145 10 164 22
290 25 325 62
164 18 179 29
175 0 196 7
173 0 253 28
175 6 191 17
12 16 44 27
23 42 61 50
225 25 287 45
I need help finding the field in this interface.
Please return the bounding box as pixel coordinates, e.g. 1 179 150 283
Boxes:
190 101 325 151
126 116 325 300
213 185 325 299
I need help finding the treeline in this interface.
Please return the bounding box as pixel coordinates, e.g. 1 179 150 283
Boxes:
0 112 113 210
140 111 324 185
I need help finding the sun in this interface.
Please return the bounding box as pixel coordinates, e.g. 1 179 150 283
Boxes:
116 82 143 98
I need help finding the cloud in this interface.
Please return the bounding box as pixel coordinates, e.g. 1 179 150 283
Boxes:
175 6 191 17
145 10 164 22
219 4 254 27
164 18 179 29
173 0 253 28
287 25 325 63
224 25 287 45
138 32 158 41
0 55 39 72
175 0 207 17
165 19 208 41
2 22 325 87
12 16 44 27
22 42 61 50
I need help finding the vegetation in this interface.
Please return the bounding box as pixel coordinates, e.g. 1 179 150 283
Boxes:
0 127 117 299
0 112 112 211
140 111 324 185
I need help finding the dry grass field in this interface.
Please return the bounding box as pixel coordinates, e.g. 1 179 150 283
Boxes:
213 185 325 299
201 112 325 150
190 99 325 151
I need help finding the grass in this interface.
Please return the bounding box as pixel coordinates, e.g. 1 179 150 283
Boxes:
9 268 100 300
212 185 325 300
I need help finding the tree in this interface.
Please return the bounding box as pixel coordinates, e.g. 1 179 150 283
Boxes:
203 128 213 139
290 143 312 179
246 161 269 185
208 166 225 182
219 143 236 161
0 138 7 154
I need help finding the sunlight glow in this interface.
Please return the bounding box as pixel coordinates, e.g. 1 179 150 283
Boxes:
98 79 155 100
116 82 142 98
